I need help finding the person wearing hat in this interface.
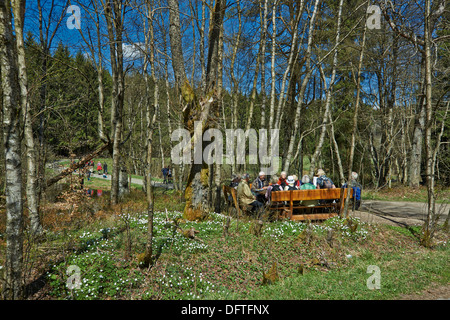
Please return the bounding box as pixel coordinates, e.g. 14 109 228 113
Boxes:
229 174 241 188
237 173 264 217
284 176 298 191
251 171 269 203
227 174 241 203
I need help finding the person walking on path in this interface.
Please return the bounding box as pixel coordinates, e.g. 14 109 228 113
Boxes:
162 166 169 184
167 166 172 183
97 161 102 174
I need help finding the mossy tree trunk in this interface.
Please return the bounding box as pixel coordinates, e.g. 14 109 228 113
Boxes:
182 0 225 220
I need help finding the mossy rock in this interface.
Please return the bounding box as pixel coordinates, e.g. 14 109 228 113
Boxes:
137 252 152 268
262 262 279 285
249 220 264 236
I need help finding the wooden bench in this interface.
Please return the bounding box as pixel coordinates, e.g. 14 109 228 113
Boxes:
269 188 354 221
222 185 243 218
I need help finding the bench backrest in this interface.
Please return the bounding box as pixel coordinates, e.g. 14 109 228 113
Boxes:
271 188 353 202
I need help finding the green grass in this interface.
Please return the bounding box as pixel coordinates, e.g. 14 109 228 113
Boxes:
362 184 450 203
38 203 449 300
23 159 450 300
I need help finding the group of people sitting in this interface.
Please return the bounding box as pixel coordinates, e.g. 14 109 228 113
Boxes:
230 169 362 217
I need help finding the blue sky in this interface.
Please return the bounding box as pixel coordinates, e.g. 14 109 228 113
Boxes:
20 0 423 109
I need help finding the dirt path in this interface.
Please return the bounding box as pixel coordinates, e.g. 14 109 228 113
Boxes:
350 200 449 300
398 284 450 300
88 171 175 189
354 200 449 227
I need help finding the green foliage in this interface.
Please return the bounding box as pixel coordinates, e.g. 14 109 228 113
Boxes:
40 205 449 300
24 38 112 156
47 230 144 300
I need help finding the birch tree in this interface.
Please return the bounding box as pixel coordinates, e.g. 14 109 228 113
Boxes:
12 0 42 235
342 3 368 218
0 0 24 299
101 0 126 204
283 0 321 173
141 0 159 267
381 0 448 244
307 0 343 177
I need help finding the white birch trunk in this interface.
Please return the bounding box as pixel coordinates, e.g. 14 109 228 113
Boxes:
0 0 24 299
284 0 321 173
342 9 368 218
268 0 278 130
274 0 304 130
12 0 42 235
308 0 343 176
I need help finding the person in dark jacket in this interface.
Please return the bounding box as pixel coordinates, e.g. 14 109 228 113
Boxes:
162 166 169 184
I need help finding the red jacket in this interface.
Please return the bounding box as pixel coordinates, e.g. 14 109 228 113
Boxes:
278 177 287 187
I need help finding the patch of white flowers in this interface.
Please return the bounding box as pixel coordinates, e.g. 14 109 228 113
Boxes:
156 264 226 299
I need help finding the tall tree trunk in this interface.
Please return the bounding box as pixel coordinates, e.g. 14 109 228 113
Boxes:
422 0 435 246
268 0 278 131
0 0 24 299
12 0 42 236
182 0 225 220
142 1 159 265
284 0 321 173
259 0 268 129
308 0 341 176
103 0 126 205
409 59 426 188
229 0 242 174
214 11 225 214
200 0 207 90
274 0 304 131
168 0 187 86
342 8 368 218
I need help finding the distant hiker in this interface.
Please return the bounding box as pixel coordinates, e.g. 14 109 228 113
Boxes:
167 166 172 183
97 161 102 174
103 162 108 174
162 166 169 184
